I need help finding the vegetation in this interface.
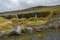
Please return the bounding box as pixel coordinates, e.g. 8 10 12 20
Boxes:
0 5 60 40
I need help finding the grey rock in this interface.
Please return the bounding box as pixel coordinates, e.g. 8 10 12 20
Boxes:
25 27 33 33
34 25 48 32
34 26 42 32
49 21 60 29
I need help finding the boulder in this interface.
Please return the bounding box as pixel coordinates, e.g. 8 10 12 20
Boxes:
48 24 56 30
48 21 60 29
34 26 42 32
25 27 33 33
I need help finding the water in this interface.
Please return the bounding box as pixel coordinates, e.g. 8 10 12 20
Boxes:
16 25 22 34
32 32 60 40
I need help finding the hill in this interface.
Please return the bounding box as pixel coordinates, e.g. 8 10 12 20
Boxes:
0 5 60 16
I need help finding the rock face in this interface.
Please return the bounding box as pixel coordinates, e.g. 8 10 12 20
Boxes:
0 31 5 37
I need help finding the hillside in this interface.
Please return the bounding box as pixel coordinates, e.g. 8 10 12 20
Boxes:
0 5 60 16
21 5 60 13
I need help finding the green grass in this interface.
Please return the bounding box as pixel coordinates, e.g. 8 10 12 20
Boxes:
0 17 8 22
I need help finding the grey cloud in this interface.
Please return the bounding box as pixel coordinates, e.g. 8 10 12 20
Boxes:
0 0 60 12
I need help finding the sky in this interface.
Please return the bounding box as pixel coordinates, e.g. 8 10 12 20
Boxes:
0 0 60 12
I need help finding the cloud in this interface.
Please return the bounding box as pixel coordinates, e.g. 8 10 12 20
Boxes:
0 0 60 12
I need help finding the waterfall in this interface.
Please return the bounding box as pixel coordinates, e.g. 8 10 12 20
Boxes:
16 25 22 34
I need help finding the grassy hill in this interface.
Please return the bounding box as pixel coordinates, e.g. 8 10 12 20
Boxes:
0 5 60 32
0 5 60 16
21 5 60 14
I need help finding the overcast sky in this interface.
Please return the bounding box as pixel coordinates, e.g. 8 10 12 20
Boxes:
0 0 60 12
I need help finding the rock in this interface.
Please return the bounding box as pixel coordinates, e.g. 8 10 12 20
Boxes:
40 25 48 30
55 22 60 28
8 25 22 36
48 26 55 30
21 28 26 33
48 24 56 30
25 27 33 33
48 21 60 29
34 25 48 32
0 31 5 37
34 26 42 32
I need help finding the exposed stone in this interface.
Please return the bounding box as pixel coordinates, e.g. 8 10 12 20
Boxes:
34 26 43 32
25 27 33 33
34 25 48 32
46 20 60 29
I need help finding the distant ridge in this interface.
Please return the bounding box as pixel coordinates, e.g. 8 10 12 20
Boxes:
0 5 60 13
0 5 60 16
